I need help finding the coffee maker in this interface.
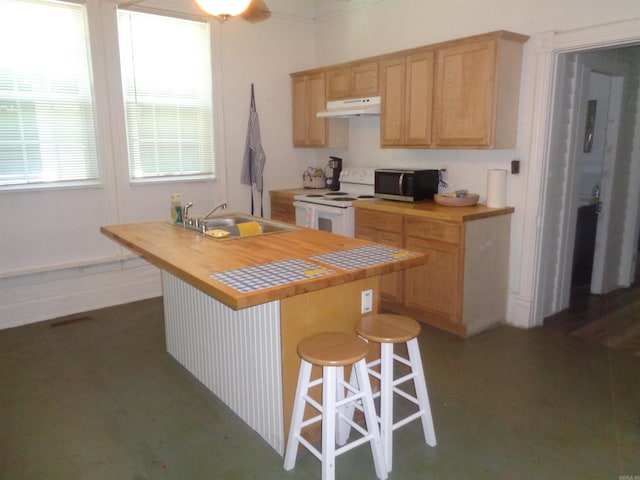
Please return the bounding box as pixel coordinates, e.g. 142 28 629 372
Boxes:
324 156 343 191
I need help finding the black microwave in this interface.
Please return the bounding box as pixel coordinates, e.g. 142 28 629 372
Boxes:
374 169 440 202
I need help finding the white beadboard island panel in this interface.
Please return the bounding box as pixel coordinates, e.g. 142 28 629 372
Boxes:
162 271 284 455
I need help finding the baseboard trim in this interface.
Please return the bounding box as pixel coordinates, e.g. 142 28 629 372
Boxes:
0 263 162 330
506 293 535 329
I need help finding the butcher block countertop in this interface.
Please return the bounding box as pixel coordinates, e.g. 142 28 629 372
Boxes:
352 198 514 222
101 216 425 310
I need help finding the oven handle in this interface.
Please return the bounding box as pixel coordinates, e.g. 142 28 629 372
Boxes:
398 173 405 196
293 201 350 213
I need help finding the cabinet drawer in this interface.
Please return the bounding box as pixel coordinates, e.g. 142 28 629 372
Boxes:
355 209 402 234
405 216 461 243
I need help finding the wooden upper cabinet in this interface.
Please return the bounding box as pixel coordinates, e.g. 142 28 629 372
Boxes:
380 56 406 146
433 31 527 148
292 30 527 149
292 72 327 147
327 62 379 100
291 71 349 148
405 51 434 146
381 50 434 147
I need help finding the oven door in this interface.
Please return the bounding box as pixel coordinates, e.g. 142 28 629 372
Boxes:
293 201 354 237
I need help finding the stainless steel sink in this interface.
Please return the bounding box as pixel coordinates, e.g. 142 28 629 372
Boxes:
179 214 296 239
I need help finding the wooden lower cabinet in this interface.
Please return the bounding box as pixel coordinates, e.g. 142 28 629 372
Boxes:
269 190 298 224
355 207 511 337
404 236 462 327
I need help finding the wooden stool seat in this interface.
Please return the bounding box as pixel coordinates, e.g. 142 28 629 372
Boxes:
356 314 421 344
284 332 387 480
298 332 369 366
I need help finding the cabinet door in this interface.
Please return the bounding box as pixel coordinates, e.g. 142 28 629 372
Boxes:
292 73 327 147
326 67 350 100
292 76 308 147
433 39 496 147
306 73 327 147
351 62 379 97
404 236 462 324
355 209 403 303
404 50 434 146
327 62 379 100
380 57 406 146
381 51 433 147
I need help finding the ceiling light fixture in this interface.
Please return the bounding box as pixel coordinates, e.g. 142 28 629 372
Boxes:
194 0 252 21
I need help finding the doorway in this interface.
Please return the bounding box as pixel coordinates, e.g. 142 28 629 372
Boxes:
538 43 640 322
541 44 640 337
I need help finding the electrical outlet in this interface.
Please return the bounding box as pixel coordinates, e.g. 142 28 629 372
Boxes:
361 289 373 313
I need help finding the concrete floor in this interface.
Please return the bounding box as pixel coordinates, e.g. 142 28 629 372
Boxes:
1 297 639 480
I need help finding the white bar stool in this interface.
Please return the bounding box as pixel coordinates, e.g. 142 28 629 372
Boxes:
352 314 437 472
283 332 387 480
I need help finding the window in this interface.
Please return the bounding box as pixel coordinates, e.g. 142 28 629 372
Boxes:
0 0 98 188
117 10 215 181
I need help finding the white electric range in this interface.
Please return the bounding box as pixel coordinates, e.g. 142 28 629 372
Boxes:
293 167 376 237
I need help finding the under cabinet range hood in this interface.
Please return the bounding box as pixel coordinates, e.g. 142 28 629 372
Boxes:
316 96 381 118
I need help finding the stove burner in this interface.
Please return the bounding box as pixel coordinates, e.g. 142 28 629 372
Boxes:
325 192 349 196
305 194 324 197
328 196 357 201
357 195 375 199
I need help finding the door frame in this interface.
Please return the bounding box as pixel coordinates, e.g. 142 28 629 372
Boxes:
520 18 640 328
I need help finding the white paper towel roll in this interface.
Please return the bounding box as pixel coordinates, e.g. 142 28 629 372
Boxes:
486 169 508 208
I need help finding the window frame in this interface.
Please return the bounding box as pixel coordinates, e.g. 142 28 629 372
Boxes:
116 8 217 184
0 0 101 191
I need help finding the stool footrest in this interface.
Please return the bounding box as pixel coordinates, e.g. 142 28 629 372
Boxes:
303 395 323 414
298 435 322 462
335 431 374 456
301 413 322 430
393 385 420 406
392 410 424 431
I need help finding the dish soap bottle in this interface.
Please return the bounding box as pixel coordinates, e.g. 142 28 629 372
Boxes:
171 194 182 224
591 184 600 203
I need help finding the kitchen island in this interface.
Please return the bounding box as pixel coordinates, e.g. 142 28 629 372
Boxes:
101 217 425 455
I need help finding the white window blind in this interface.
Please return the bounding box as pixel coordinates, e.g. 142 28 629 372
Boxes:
117 10 215 181
0 0 99 188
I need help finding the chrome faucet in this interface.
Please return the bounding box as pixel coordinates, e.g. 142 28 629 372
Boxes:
202 202 228 220
183 202 194 225
182 201 227 229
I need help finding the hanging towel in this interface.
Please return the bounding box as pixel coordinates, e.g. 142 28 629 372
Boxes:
304 205 318 229
240 84 266 217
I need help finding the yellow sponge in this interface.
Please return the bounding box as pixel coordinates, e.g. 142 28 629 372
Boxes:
237 221 261 236
304 268 328 276
206 229 230 238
